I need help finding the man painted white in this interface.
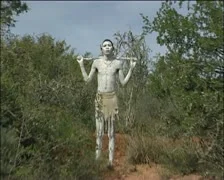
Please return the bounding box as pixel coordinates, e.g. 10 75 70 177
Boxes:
77 39 136 168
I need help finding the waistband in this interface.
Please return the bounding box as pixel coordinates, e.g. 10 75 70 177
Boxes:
96 91 116 98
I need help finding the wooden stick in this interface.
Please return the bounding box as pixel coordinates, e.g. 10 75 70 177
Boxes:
82 56 137 61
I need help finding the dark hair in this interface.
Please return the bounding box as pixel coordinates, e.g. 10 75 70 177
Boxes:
101 39 114 49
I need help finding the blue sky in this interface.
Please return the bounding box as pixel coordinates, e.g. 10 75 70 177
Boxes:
11 1 168 58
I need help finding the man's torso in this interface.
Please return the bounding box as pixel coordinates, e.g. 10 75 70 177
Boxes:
94 58 122 93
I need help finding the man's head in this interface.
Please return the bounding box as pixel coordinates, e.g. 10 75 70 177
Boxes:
101 39 114 56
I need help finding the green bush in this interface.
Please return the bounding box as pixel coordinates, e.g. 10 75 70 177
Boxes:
1 34 100 179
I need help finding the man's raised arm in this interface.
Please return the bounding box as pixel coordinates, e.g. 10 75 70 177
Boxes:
77 55 96 83
118 58 136 86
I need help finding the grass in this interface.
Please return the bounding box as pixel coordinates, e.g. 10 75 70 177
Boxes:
126 134 201 176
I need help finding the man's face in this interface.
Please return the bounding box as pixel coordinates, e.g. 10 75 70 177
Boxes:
101 41 113 55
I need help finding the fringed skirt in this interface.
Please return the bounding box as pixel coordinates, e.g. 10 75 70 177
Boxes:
95 91 119 133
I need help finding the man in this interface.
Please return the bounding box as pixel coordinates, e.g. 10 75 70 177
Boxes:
77 39 136 168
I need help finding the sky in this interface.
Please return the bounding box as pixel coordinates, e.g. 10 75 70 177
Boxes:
11 1 168 58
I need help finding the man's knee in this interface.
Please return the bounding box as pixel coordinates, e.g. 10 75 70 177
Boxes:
97 130 103 138
108 130 114 139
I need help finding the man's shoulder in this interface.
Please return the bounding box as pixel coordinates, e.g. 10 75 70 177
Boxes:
93 56 103 62
93 57 121 62
92 56 123 66
92 57 101 66
114 58 123 66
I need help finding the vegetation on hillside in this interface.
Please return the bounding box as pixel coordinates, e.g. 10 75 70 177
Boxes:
128 1 223 177
1 0 223 179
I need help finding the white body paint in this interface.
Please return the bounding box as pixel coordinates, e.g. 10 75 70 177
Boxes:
77 40 136 167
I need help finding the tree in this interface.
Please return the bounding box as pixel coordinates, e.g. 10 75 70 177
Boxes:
141 0 223 173
1 33 99 179
113 30 150 127
141 1 223 78
1 0 29 35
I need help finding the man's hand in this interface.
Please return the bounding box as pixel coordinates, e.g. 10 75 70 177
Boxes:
77 55 84 64
130 58 137 70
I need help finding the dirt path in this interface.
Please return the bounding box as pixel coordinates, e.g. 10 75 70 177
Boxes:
101 133 203 180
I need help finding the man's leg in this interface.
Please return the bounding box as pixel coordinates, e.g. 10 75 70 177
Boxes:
96 116 104 160
108 118 115 167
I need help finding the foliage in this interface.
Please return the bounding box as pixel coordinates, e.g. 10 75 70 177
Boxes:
113 30 151 129
126 134 200 175
1 33 99 179
131 0 224 176
1 0 29 35
1 0 223 178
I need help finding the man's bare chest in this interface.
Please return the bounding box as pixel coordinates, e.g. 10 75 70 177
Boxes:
96 61 120 75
